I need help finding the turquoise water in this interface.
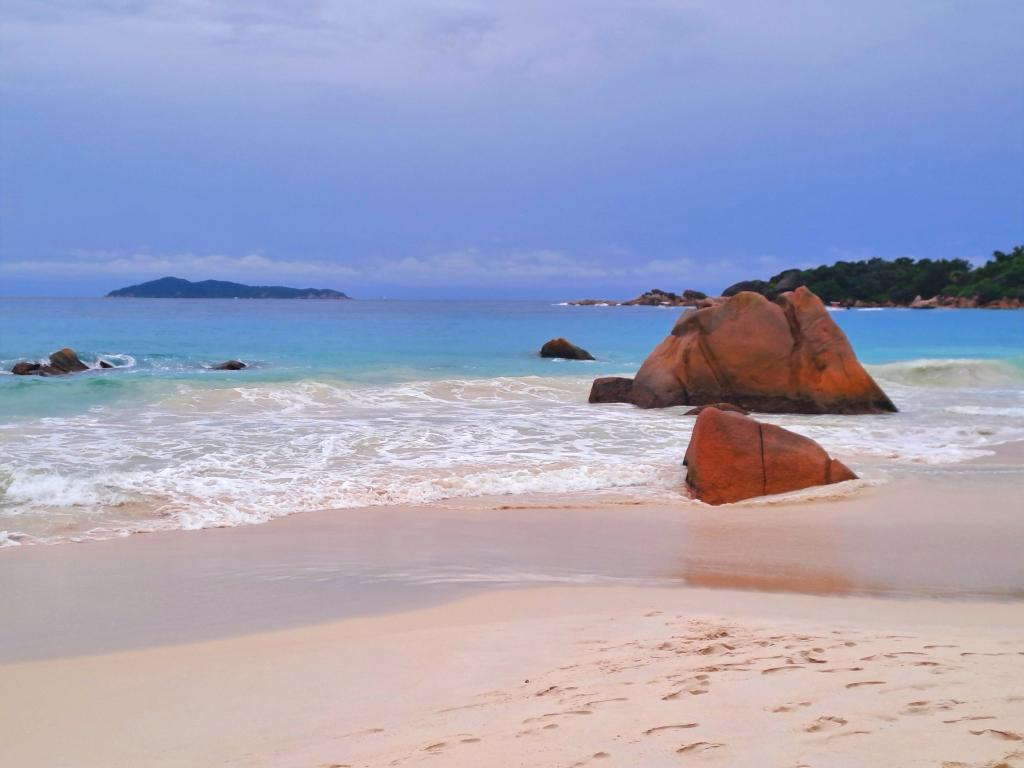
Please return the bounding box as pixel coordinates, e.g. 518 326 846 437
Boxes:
2 298 1022 412
1 299 1022 545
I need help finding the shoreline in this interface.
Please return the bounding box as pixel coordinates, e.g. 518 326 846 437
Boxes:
2 443 1022 662
1 452 1021 767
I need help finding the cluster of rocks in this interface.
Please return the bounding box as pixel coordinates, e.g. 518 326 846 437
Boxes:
907 294 1022 310
11 348 94 376
572 272 1022 310
8 348 248 376
549 286 900 504
568 288 712 307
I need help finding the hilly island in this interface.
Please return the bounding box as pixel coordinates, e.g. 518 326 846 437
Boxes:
106 276 350 299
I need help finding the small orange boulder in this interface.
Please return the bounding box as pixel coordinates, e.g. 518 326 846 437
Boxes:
683 407 857 505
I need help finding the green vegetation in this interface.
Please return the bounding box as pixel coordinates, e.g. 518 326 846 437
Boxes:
726 246 1023 305
107 276 350 299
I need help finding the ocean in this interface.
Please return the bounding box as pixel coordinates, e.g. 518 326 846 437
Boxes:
1 298 1022 546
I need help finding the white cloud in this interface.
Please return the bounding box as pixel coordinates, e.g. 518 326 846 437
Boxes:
0 247 703 286
0 252 358 280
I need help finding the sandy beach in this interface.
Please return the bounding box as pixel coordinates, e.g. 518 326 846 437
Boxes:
2 586 1022 768
2 445 1023 767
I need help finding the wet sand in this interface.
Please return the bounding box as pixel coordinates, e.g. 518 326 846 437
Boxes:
0 445 1022 766
1 447 1022 662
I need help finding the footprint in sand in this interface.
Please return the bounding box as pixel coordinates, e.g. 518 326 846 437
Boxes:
677 741 723 754
762 665 803 675
662 675 710 699
643 723 699 735
805 716 847 732
901 699 963 715
697 642 735 656
521 710 593 725
846 680 887 689
969 729 1023 741
768 701 812 713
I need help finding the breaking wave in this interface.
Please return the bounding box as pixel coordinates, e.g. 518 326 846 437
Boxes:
2 366 1023 545
868 357 1024 388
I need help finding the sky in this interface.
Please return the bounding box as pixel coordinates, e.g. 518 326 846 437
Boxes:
1 1 1022 299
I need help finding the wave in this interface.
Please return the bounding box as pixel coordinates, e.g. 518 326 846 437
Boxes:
2 363 1023 545
868 358 1024 388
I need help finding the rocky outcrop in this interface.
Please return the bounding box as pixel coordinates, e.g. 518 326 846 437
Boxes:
98 360 114 369
569 288 709 307
589 287 897 414
683 407 857 505
212 360 248 370
10 348 90 376
540 338 595 361
623 288 707 307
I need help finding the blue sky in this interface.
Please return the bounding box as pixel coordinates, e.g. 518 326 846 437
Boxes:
1 1 1022 298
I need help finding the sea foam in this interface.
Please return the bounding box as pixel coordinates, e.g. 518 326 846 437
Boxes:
2 364 1023 545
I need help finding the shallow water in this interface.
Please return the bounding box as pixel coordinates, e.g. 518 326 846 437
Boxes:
1 299 1022 545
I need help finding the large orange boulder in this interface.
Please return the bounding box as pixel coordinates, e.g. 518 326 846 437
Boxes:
589 287 896 414
683 407 857 505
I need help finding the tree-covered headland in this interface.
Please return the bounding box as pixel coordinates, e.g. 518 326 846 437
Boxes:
724 245 1023 307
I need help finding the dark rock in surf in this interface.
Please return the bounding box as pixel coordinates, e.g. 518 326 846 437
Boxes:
11 361 43 375
588 376 635 404
98 360 114 369
46 348 89 374
212 360 248 370
10 347 89 376
540 338 595 361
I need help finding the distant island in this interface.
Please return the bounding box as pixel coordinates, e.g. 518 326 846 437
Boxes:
569 245 1023 309
106 276 351 300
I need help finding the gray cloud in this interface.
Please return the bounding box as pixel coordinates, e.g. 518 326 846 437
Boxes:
0 0 702 92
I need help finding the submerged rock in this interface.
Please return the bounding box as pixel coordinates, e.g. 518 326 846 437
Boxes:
684 403 748 416
98 360 114 369
540 338 595 361
589 376 635 403
212 360 248 370
11 361 43 375
10 348 90 376
683 407 857 505
590 287 896 414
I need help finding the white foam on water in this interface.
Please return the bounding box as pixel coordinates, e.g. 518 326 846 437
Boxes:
1 362 1022 545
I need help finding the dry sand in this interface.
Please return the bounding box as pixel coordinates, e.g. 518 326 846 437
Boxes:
1 586 1022 768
